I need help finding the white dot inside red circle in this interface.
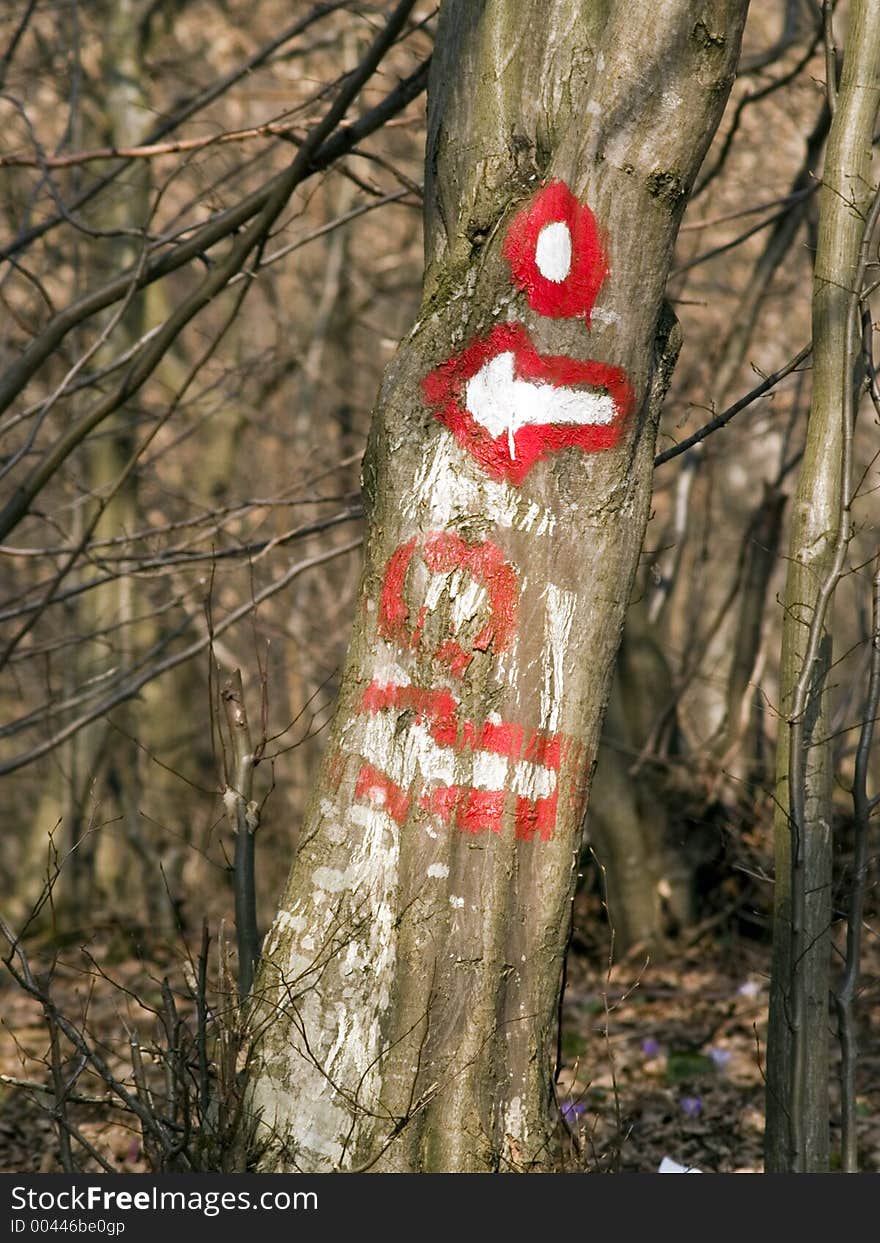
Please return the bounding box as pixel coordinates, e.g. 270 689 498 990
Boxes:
534 220 572 283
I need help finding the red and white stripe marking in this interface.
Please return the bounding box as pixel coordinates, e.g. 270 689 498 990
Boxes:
348 676 570 841
344 534 581 843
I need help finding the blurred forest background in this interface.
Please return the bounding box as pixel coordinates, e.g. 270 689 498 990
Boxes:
0 0 877 1172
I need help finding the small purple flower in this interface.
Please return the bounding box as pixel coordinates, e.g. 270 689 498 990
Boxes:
709 1047 731 1070
680 1096 702 1119
641 1037 661 1058
561 1100 586 1124
738 979 760 998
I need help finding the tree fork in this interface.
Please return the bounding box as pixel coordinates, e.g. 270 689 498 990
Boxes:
246 0 748 1172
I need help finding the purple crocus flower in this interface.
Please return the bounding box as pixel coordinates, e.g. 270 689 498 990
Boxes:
561 1100 586 1124
709 1047 731 1070
641 1037 661 1057
680 1096 702 1118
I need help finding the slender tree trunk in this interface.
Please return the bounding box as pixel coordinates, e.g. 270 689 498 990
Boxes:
87 2 154 917
248 0 748 1173
765 1 880 1173
30 1 160 925
652 101 829 733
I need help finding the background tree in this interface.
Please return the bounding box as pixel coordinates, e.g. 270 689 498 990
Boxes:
765 0 880 1174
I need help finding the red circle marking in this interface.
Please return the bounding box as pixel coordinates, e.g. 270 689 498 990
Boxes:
378 532 518 676
503 180 608 320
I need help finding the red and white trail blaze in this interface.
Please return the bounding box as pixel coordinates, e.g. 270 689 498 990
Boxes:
503 179 609 320
337 531 582 844
422 321 633 484
345 181 626 839
351 676 572 841
423 180 632 483
378 530 518 675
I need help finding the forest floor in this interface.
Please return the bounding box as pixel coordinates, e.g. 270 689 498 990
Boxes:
558 885 880 1174
1 901 878 1174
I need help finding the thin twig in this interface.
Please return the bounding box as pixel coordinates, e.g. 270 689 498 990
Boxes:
654 344 812 468
221 671 261 1000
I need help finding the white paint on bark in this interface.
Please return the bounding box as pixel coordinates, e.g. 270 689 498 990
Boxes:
512 758 556 800
448 572 488 632
355 714 459 789
405 438 556 536
541 583 576 731
420 564 488 636
502 1094 529 1154
534 220 573 282
465 350 618 459
253 768 402 1170
311 865 353 893
472 749 509 789
371 645 412 688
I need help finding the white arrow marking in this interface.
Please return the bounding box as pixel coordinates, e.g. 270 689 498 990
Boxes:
465 351 618 459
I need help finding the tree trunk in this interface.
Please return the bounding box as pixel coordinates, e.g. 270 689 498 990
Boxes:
765 1 880 1173
31 0 165 927
248 0 748 1173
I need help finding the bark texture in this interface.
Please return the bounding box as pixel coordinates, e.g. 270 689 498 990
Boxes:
766 1 880 1174
248 0 748 1172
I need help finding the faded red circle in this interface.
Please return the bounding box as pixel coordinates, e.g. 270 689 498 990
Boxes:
377 532 518 676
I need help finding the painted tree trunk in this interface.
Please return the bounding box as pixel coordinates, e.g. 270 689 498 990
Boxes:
766 2 880 1174
248 0 748 1172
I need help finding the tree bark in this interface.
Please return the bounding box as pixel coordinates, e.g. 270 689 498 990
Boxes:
248 0 748 1172
765 0 880 1173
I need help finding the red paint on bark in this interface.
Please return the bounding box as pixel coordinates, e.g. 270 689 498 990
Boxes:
355 761 411 824
353 677 580 842
514 790 558 842
361 533 584 842
377 531 518 672
503 180 608 319
420 785 506 834
360 680 568 767
378 537 419 642
422 322 633 485
361 680 460 740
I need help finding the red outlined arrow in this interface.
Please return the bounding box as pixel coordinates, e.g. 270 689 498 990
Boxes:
422 322 633 485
